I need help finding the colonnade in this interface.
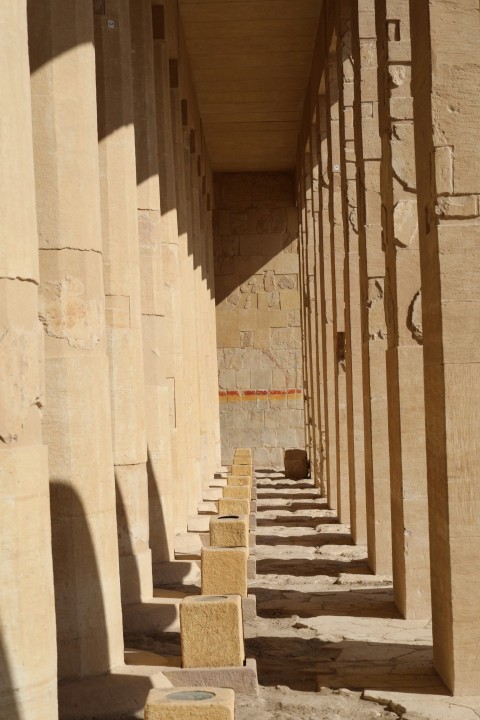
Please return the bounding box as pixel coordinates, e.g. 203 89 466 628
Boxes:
0 1 220 717
299 0 480 696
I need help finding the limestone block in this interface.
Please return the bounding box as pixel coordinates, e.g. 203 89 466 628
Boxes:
231 464 252 477
284 449 309 479
233 455 252 466
234 448 252 457
201 546 248 597
209 515 249 548
227 475 251 487
223 485 251 501
144 687 235 720
180 595 244 668
218 498 250 517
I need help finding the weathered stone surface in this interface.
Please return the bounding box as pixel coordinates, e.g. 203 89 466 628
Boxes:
180 595 244 668
201 546 248 597
210 515 249 548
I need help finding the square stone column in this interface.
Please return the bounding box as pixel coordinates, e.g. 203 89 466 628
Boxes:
325 32 350 524
410 0 480 694
28 0 124 678
317 95 339 512
0 3 58 717
130 0 177 567
352 0 392 574
375 0 430 619
336 0 368 545
94 0 153 606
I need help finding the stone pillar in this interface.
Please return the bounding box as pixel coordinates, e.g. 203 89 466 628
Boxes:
411 0 480 693
325 39 350 524
352 0 392 574
299 156 315 475
304 133 326 490
94 0 153 605
317 95 338 511
337 0 367 545
169 48 203 502
28 0 124 677
130 0 177 567
152 3 197 536
376 0 430 618
0 3 58 717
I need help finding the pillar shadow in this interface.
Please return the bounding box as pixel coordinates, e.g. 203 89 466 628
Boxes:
115 475 142 605
257 532 353 547
245 635 440 694
257 515 339 528
251 586 399 620
257 492 325 501
50 481 111 683
0 634 21 719
256 556 369 577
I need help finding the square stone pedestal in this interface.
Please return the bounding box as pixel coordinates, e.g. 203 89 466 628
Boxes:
223 485 251 501
201 546 248 597
218 498 250 517
227 475 251 487
210 514 249 548
180 595 244 668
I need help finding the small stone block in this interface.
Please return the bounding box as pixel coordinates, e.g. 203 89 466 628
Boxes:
180 595 244 668
210 514 249 548
249 513 257 530
218 498 250 517
250 500 257 514
231 465 252 477
251 487 257 500
247 556 256 580
223 485 251 501
201 546 248 597
233 456 253 467
144 686 235 720
227 475 251 487
234 448 252 457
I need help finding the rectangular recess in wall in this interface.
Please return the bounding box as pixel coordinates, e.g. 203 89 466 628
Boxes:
386 19 401 41
190 129 196 154
336 331 346 364
152 5 165 40
93 0 105 15
181 99 189 126
169 59 179 89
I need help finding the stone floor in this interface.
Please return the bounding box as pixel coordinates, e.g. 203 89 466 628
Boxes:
127 471 480 720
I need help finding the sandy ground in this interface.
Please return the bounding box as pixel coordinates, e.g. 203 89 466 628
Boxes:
126 472 480 720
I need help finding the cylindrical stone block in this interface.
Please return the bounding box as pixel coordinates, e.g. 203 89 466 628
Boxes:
180 595 244 668
218 498 250 518
209 515 249 548
201 547 248 597
144 687 235 720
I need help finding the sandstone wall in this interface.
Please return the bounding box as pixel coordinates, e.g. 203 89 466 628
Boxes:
213 173 305 469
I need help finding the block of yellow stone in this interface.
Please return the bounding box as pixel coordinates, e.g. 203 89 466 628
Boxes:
231 464 252 477
223 485 251 501
201 546 248 597
180 595 244 668
210 514 248 548
227 474 251 487
233 456 253 467
234 448 252 457
218 497 250 517
144 687 235 720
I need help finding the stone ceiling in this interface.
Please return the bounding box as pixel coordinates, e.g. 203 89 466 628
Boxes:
179 0 322 172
